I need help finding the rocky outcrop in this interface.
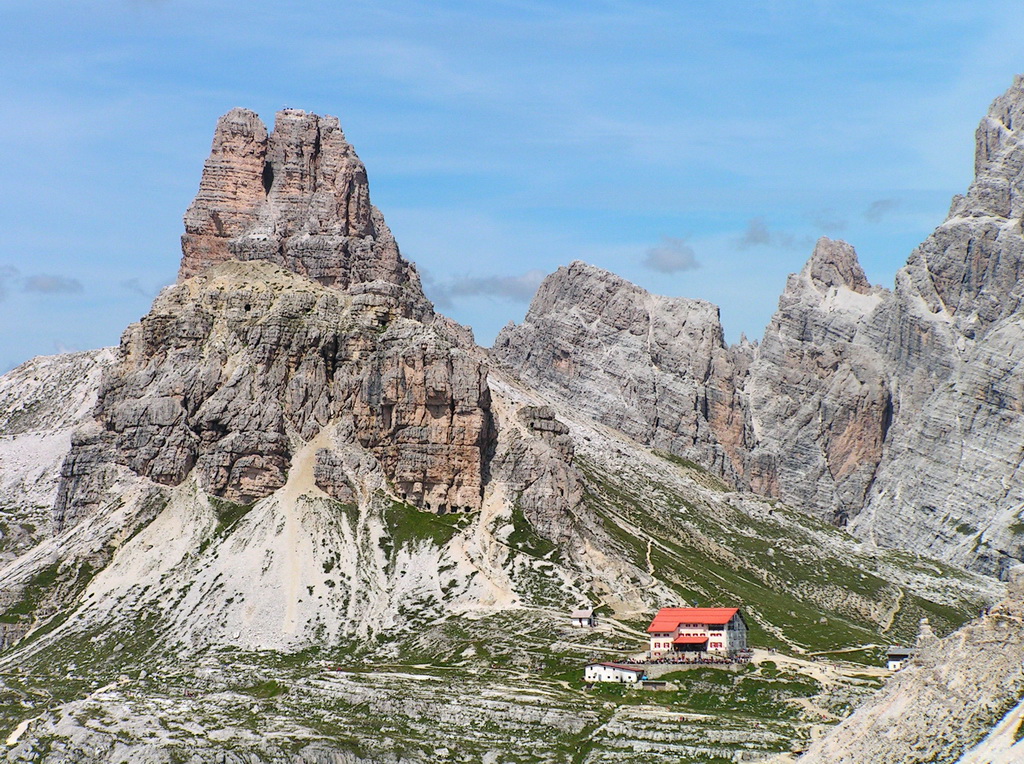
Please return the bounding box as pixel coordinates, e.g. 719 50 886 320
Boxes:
52 108 495 531
180 108 431 320
489 404 586 544
0 350 113 557
797 567 1024 763
743 238 891 522
728 78 1024 573
55 262 491 530
495 78 1024 576
842 78 1024 574
493 261 750 484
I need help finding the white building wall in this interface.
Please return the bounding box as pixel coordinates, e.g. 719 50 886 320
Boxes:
584 665 642 683
649 614 748 655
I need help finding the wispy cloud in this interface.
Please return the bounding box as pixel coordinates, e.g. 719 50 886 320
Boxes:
737 217 811 250
863 198 902 222
1 268 87 300
0 266 18 302
738 217 772 248
120 276 171 298
807 208 847 232
426 269 546 309
642 236 700 273
22 274 83 294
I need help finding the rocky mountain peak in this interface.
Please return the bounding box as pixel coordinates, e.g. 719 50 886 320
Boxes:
522 260 639 319
494 261 749 483
974 73 1024 177
802 237 872 295
521 259 723 328
903 76 1024 334
180 107 430 318
946 73 1024 223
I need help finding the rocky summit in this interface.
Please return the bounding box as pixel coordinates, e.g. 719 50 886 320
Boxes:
1 80 1024 762
180 108 431 318
498 76 1024 576
493 260 750 484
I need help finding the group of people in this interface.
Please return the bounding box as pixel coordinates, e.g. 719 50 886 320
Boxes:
613 649 752 666
645 653 750 666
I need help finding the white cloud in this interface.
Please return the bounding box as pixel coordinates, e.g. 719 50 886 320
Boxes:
426 270 547 309
737 217 812 250
642 236 700 273
23 274 84 295
864 199 902 222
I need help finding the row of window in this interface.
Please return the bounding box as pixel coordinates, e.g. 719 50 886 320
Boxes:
651 640 728 650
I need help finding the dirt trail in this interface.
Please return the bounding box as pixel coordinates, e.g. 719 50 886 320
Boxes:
754 648 888 687
879 588 904 633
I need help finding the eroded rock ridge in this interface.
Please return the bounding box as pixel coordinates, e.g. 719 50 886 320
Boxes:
497 76 1024 575
55 108 495 530
493 261 751 483
180 107 431 319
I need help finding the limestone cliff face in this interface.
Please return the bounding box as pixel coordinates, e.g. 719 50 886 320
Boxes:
847 76 1024 573
0 349 113 559
744 238 892 522
493 261 751 484
55 262 491 531
796 568 1024 764
55 108 490 532
496 77 1024 575
489 403 586 545
180 107 430 319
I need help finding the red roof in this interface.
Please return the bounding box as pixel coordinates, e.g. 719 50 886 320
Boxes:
672 636 709 645
647 607 739 633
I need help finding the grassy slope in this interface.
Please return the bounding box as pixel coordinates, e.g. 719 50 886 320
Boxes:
579 451 987 660
0 447 997 762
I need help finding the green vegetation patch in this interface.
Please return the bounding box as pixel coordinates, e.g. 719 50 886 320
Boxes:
209 496 255 535
0 560 92 625
0 563 60 623
653 665 821 719
654 449 732 491
383 500 470 551
195 495 257 555
576 454 981 659
242 679 289 699
506 504 559 560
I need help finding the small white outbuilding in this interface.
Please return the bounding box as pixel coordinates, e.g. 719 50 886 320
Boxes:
571 608 597 628
584 663 645 683
886 646 915 671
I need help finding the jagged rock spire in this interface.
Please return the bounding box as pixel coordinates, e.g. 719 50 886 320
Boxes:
974 73 1024 178
918 75 1024 329
180 107 430 317
803 237 872 294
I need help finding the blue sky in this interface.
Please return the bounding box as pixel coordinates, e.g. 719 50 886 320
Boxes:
2 0 1024 370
